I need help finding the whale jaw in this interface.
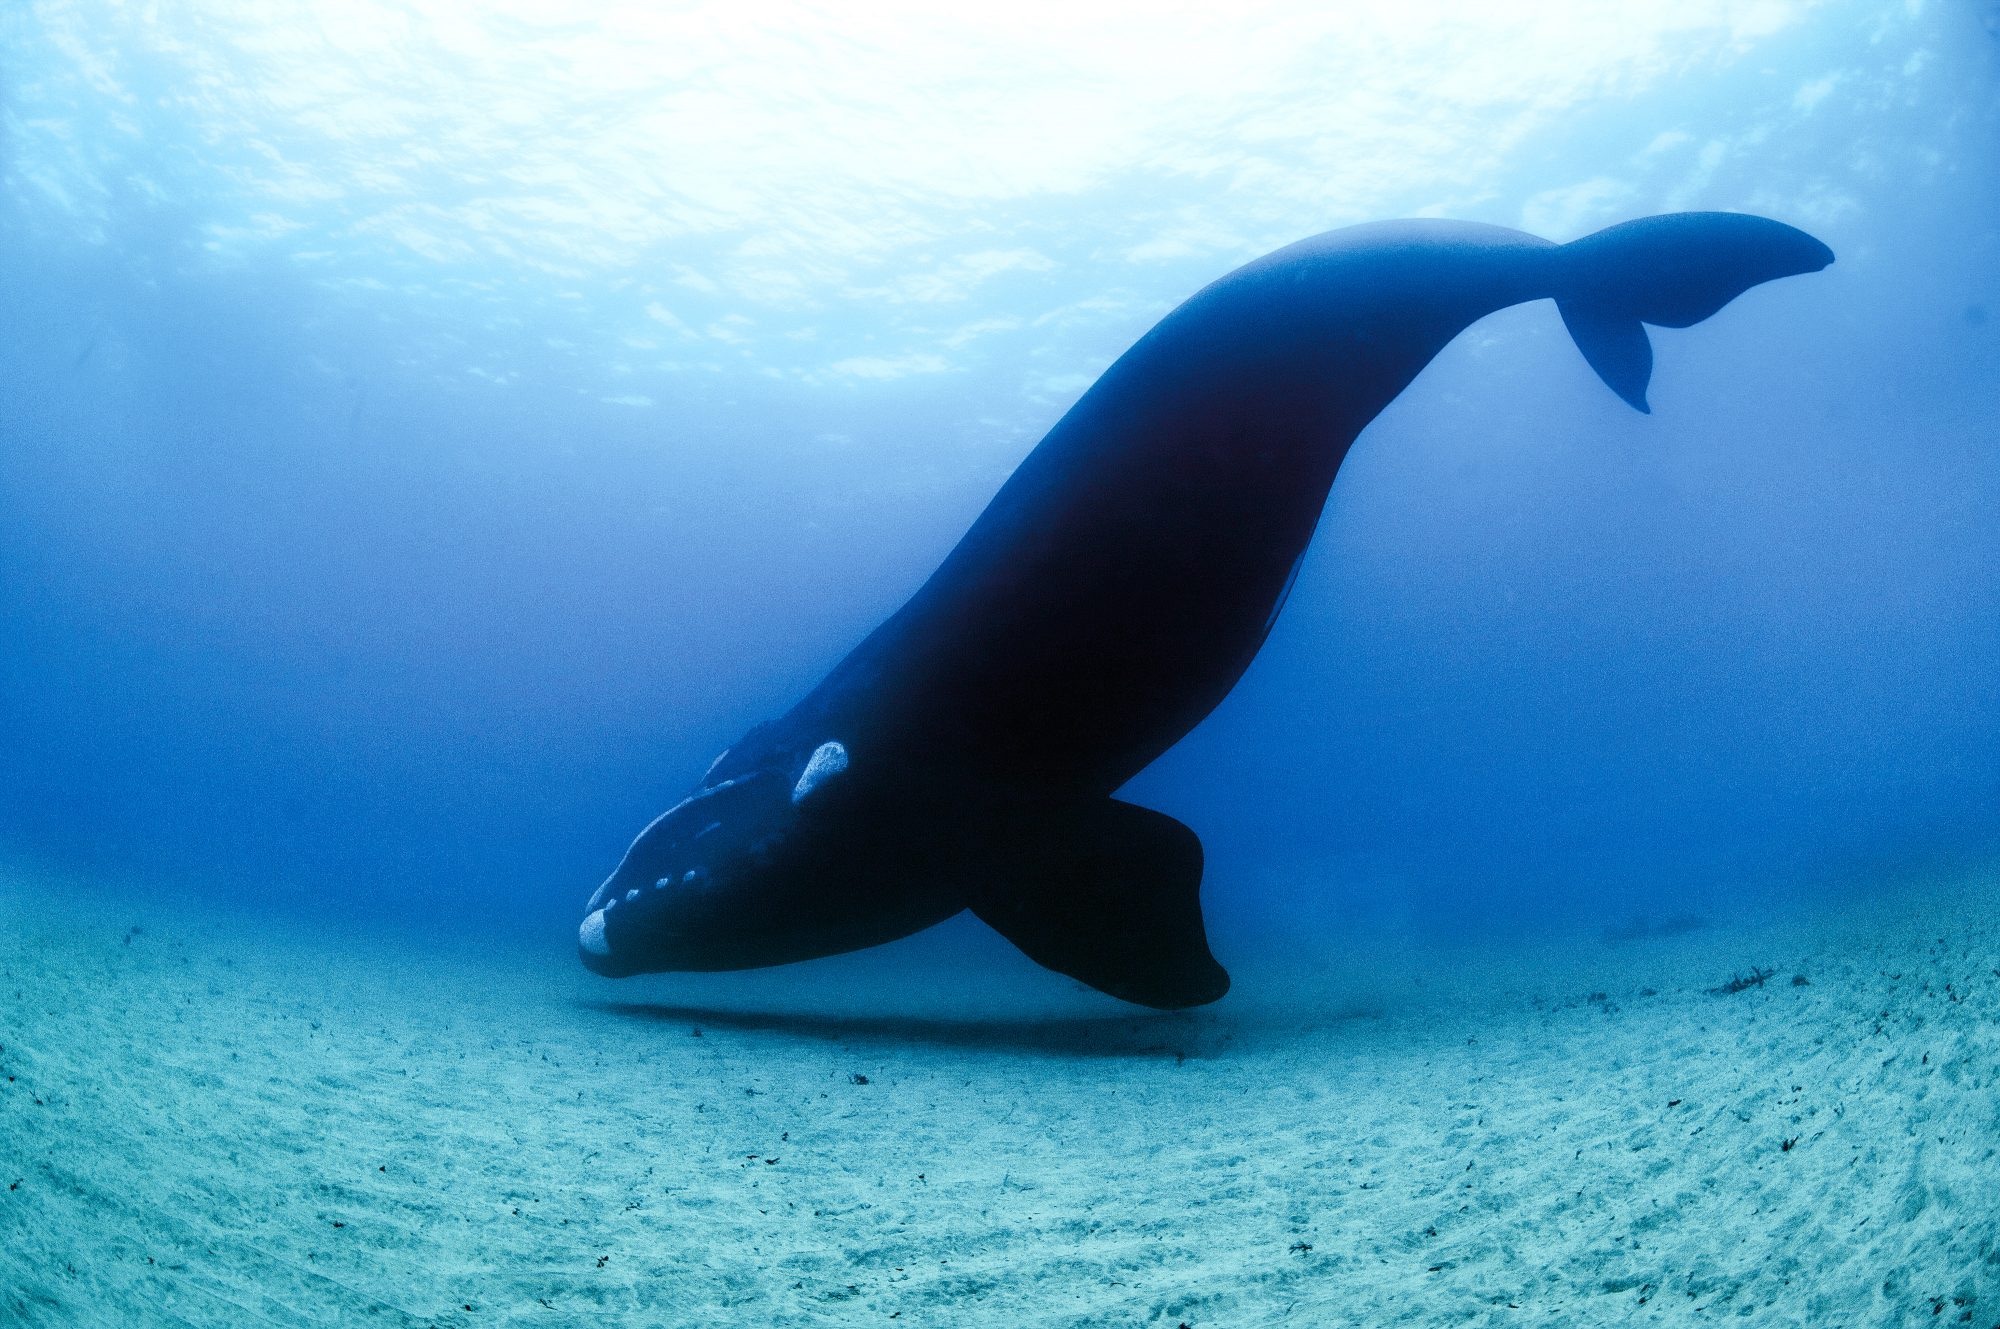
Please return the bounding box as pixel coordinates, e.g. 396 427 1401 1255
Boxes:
575 813 967 980
577 784 1229 1009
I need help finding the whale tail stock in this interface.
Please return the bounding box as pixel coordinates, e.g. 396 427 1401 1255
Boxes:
964 798 1230 1010
1555 211 1834 413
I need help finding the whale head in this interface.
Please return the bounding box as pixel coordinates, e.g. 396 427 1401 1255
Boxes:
576 738 953 977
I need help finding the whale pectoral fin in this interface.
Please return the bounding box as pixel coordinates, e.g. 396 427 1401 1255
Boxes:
968 799 1229 1010
1558 299 1654 413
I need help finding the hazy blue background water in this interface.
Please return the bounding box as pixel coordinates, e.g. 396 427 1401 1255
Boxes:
2 1 1995 960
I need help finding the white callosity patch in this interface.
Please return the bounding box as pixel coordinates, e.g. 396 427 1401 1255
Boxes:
791 741 850 804
577 909 610 957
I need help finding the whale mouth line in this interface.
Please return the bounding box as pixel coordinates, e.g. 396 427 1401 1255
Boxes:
584 773 785 912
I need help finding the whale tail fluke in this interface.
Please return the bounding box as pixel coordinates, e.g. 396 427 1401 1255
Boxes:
1556 211 1834 412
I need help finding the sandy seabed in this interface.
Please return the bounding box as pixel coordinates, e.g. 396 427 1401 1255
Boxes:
2 867 1996 1328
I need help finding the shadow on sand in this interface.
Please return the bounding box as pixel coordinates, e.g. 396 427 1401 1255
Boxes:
584 999 1225 1058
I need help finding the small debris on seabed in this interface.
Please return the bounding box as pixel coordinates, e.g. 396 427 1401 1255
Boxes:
1707 967 1776 996
850 1073 870 1085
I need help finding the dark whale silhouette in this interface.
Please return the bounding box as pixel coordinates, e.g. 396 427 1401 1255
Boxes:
579 213 1833 1008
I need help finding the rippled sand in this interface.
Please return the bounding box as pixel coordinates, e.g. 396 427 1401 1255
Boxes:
3 869 1995 1327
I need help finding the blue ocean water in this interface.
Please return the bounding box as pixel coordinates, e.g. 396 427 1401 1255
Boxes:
1 0 1995 962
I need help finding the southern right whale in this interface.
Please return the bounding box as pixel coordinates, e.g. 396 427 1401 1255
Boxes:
578 211 1833 1008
